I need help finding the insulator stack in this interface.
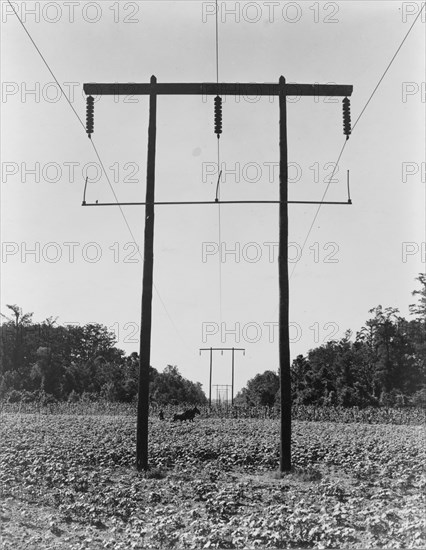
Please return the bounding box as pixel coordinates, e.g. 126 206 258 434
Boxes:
342 97 351 139
86 95 94 137
214 95 222 137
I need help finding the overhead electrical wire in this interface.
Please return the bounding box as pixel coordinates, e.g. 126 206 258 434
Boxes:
6 0 189 352
5 0 85 133
215 0 223 323
289 140 347 281
289 1 425 282
352 2 425 133
215 0 219 86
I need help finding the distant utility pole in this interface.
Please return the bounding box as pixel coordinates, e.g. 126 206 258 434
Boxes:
199 347 245 406
83 77 353 472
213 384 232 404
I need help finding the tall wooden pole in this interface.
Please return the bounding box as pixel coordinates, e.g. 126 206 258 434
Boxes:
279 76 291 472
136 75 157 471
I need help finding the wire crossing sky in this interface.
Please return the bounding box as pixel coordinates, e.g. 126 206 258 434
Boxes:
1 1 425 393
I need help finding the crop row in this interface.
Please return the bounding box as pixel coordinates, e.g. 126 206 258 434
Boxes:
1 401 424 425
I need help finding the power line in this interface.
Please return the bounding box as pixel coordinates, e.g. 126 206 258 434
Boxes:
289 140 347 280
6 0 189 352
89 141 189 350
6 0 85 132
215 0 219 85
352 2 425 132
290 2 425 281
215 0 223 323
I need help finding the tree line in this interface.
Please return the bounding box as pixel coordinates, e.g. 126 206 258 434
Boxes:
1 275 424 408
0 310 206 405
235 275 425 409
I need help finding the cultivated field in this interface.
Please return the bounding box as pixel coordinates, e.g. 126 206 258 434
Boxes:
1 411 425 549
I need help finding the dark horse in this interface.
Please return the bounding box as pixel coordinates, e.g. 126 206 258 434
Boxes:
173 407 201 422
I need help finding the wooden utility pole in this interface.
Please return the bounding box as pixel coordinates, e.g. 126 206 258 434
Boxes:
199 347 245 406
135 76 157 471
279 77 291 472
83 77 352 472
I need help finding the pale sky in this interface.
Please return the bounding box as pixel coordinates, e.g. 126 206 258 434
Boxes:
1 1 425 396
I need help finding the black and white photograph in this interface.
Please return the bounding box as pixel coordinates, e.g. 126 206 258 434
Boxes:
1 1 425 548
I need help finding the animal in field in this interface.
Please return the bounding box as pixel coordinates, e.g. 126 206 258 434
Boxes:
173 407 201 422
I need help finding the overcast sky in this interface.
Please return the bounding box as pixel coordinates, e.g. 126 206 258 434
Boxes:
1 1 425 396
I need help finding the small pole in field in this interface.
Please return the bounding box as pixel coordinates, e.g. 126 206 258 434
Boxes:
200 347 245 407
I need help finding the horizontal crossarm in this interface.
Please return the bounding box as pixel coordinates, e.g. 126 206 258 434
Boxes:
199 348 245 351
83 82 353 97
82 200 352 206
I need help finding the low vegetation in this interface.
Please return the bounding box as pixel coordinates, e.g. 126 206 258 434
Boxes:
1 412 425 549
